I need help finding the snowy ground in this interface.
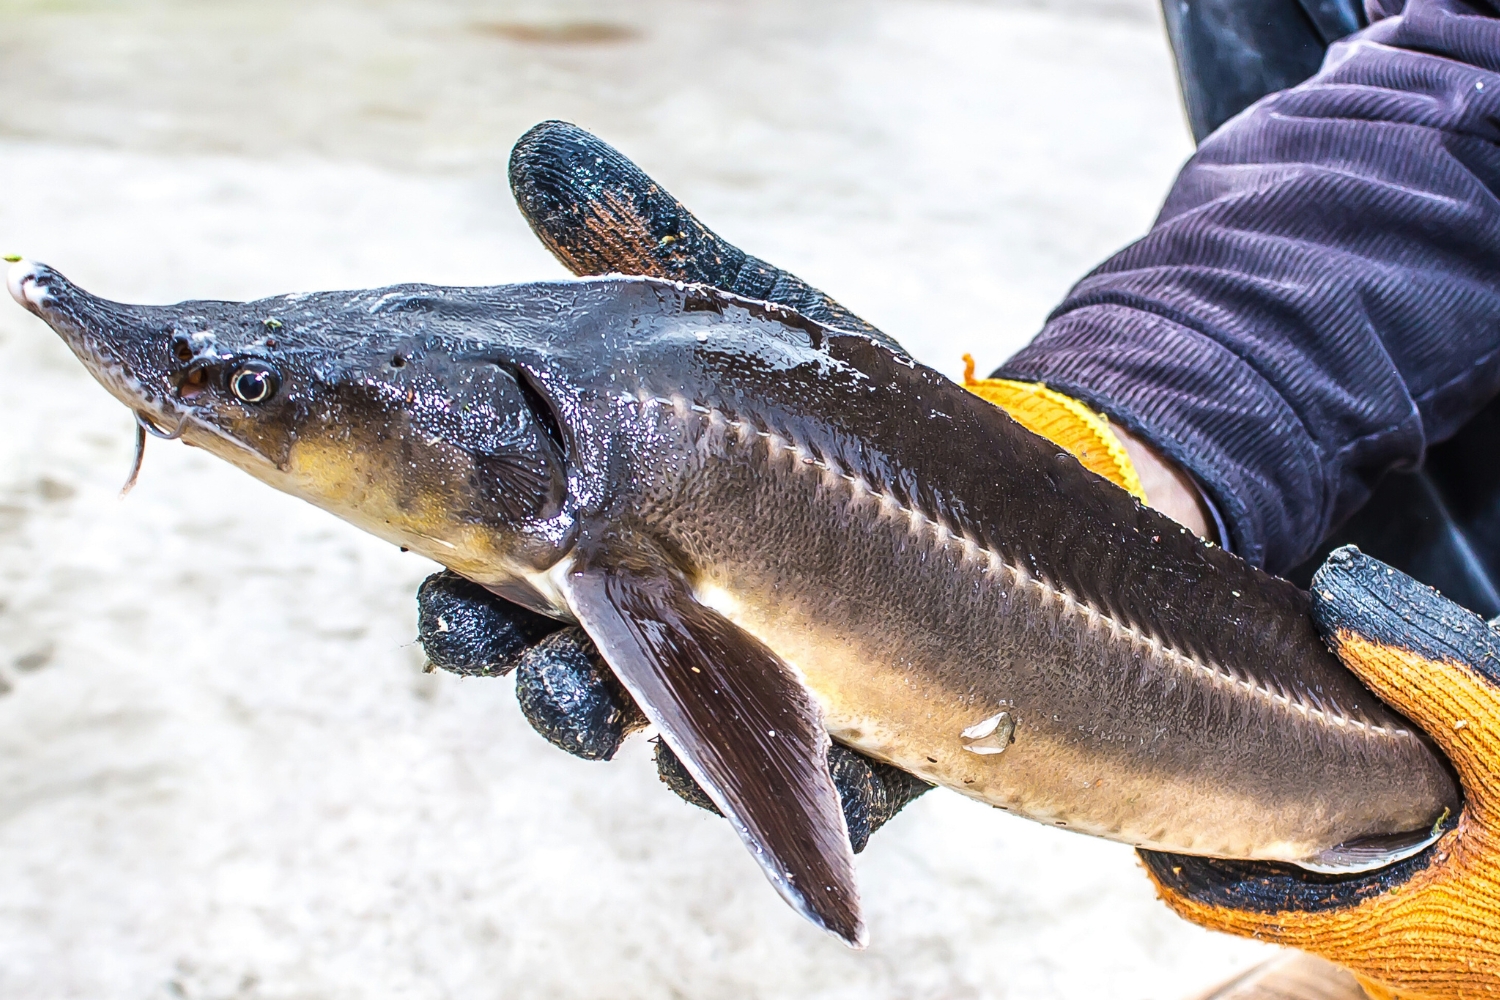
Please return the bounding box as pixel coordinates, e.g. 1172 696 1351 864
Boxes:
0 1 1282 997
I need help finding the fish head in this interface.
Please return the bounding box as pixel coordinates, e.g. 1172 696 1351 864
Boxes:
8 260 577 605
11 258 882 944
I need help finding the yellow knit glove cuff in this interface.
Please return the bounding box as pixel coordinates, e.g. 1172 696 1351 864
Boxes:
961 354 1147 503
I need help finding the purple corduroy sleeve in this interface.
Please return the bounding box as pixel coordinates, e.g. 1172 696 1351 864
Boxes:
996 0 1500 573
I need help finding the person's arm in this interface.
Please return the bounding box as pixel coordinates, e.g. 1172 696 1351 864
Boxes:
998 0 1500 573
1114 424 1217 540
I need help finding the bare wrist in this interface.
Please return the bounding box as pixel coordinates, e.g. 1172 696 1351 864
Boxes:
1112 425 1216 543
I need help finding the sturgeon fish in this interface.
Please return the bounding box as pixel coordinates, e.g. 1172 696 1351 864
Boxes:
7 260 1458 946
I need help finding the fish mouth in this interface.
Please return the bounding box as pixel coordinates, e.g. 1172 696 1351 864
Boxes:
8 258 197 438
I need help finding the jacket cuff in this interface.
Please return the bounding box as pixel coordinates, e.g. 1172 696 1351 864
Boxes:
995 303 1327 571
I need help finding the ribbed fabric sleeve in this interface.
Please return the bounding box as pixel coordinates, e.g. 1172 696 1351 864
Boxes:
996 0 1500 573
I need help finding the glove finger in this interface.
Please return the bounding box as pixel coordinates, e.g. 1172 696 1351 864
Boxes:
653 737 722 815
418 570 566 676
826 743 933 853
509 120 904 351
1313 546 1500 804
515 627 647 761
654 739 930 853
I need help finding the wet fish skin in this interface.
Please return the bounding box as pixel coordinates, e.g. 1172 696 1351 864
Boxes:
8 261 1460 942
602 286 1456 862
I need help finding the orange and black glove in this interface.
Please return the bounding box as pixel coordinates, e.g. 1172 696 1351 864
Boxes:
1143 546 1500 1000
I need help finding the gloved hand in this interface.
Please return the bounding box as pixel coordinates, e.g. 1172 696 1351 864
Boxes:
1142 546 1500 1000
418 121 938 852
418 120 1207 854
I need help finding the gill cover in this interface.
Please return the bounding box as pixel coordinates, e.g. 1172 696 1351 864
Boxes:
397 361 567 524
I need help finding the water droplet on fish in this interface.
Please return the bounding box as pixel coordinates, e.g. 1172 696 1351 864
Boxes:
695 331 709 343
960 711 1014 755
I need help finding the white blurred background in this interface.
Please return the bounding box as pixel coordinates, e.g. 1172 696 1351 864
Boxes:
0 1 1281 996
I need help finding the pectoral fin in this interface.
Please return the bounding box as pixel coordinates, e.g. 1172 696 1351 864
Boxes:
564 551 864 947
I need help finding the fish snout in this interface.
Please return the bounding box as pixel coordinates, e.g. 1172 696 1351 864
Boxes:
6 260 188 429
7 259 134 350
7 258 58 314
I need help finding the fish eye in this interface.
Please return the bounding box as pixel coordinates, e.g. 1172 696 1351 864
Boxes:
228 361 280 404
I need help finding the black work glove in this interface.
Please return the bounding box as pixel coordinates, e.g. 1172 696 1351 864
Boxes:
416 122 929 853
